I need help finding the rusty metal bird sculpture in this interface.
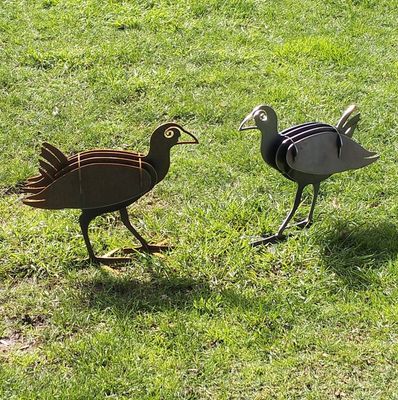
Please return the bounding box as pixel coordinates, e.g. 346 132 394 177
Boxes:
239 105 379 246
23 123 198 264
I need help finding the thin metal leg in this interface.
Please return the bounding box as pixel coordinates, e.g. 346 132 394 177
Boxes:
79 208 170 266
277 183 305 237
307 182 320 223
79 211 98 263
293 182 320 229
251 184 305 247
119 208 150 251
118 208 172 254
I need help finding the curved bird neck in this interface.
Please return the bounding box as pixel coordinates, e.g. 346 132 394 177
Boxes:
143 144 172 183
260 124 282 169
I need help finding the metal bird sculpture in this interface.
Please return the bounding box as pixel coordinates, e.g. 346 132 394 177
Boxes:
23 123 198 264
239 105 379 246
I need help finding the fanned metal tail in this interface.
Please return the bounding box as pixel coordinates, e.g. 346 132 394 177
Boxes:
42 142 67 165
22 142 68 196
22 197 47 207
336 104 360 138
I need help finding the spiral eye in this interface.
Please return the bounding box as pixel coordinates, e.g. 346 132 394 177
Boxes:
259 112 267 121
164 128 175 139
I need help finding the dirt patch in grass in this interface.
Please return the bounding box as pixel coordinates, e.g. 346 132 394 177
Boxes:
1 313 47 355
0 331 37 354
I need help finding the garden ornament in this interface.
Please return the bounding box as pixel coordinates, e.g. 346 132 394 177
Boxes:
239 104 379 246
23 123 198 264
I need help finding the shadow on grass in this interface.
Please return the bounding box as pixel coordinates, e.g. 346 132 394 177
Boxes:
86 275 210 314
75 256 213 316
317 220 398 289
76 257 294 335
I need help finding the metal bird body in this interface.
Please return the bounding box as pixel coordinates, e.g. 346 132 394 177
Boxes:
23 123 198 263
24 162 155 210
239 105 379 246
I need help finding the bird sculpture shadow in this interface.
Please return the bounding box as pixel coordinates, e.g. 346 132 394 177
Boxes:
23 123 198 264
318 220 398 289
239 105 379 246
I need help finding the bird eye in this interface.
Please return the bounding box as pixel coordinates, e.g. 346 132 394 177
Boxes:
259 112 267 121
164 128 175 139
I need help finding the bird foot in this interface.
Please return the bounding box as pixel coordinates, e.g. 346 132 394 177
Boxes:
290 219 313 230
88 243 173 265
103 243 172 258
90 255 134 266
121 244 174 254
250 234 286 247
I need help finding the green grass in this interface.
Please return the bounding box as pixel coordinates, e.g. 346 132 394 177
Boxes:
1 0 398 398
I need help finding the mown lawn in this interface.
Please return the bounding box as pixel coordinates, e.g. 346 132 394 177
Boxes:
1 0 398 398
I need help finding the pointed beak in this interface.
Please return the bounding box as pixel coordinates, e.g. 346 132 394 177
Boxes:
238 112 257 131
177 127 199 145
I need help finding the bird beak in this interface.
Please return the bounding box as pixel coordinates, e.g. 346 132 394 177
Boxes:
177 128 199 145
238 113 257 131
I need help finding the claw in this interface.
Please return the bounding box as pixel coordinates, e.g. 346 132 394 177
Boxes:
250 234 286 247
89 244 173 265
290 219 313 230
120 244 174 254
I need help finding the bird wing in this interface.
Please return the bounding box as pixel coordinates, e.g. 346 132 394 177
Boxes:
285 132 379 175
275 125 337 174
53 155 156 181
23 146 148 193
281 122 333 137
67 149 144 163
23 162 156 210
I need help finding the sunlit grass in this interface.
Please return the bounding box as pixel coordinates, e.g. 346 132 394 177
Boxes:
1 0 398 398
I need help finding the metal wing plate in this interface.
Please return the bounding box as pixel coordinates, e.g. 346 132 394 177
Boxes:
26 162 155 210
286 132 378 175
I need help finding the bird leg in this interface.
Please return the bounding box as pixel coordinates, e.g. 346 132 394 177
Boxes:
289 183 320 229
251 184 305 247
79 210 134 265
119 208 172 254
79 211 97 263
119 208 150 251
276 183 306 236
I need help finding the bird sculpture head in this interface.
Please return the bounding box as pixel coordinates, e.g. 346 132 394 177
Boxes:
238 105 278 135
150 123 198 148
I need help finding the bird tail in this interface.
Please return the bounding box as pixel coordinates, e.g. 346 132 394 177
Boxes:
336 104 360 138
22 143 68 194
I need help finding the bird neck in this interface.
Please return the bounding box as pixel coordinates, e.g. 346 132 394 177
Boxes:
144 145 172 183
260 128 283 169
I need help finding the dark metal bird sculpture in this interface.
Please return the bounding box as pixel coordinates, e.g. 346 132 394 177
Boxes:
239 105 379 246
23 123 198 264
